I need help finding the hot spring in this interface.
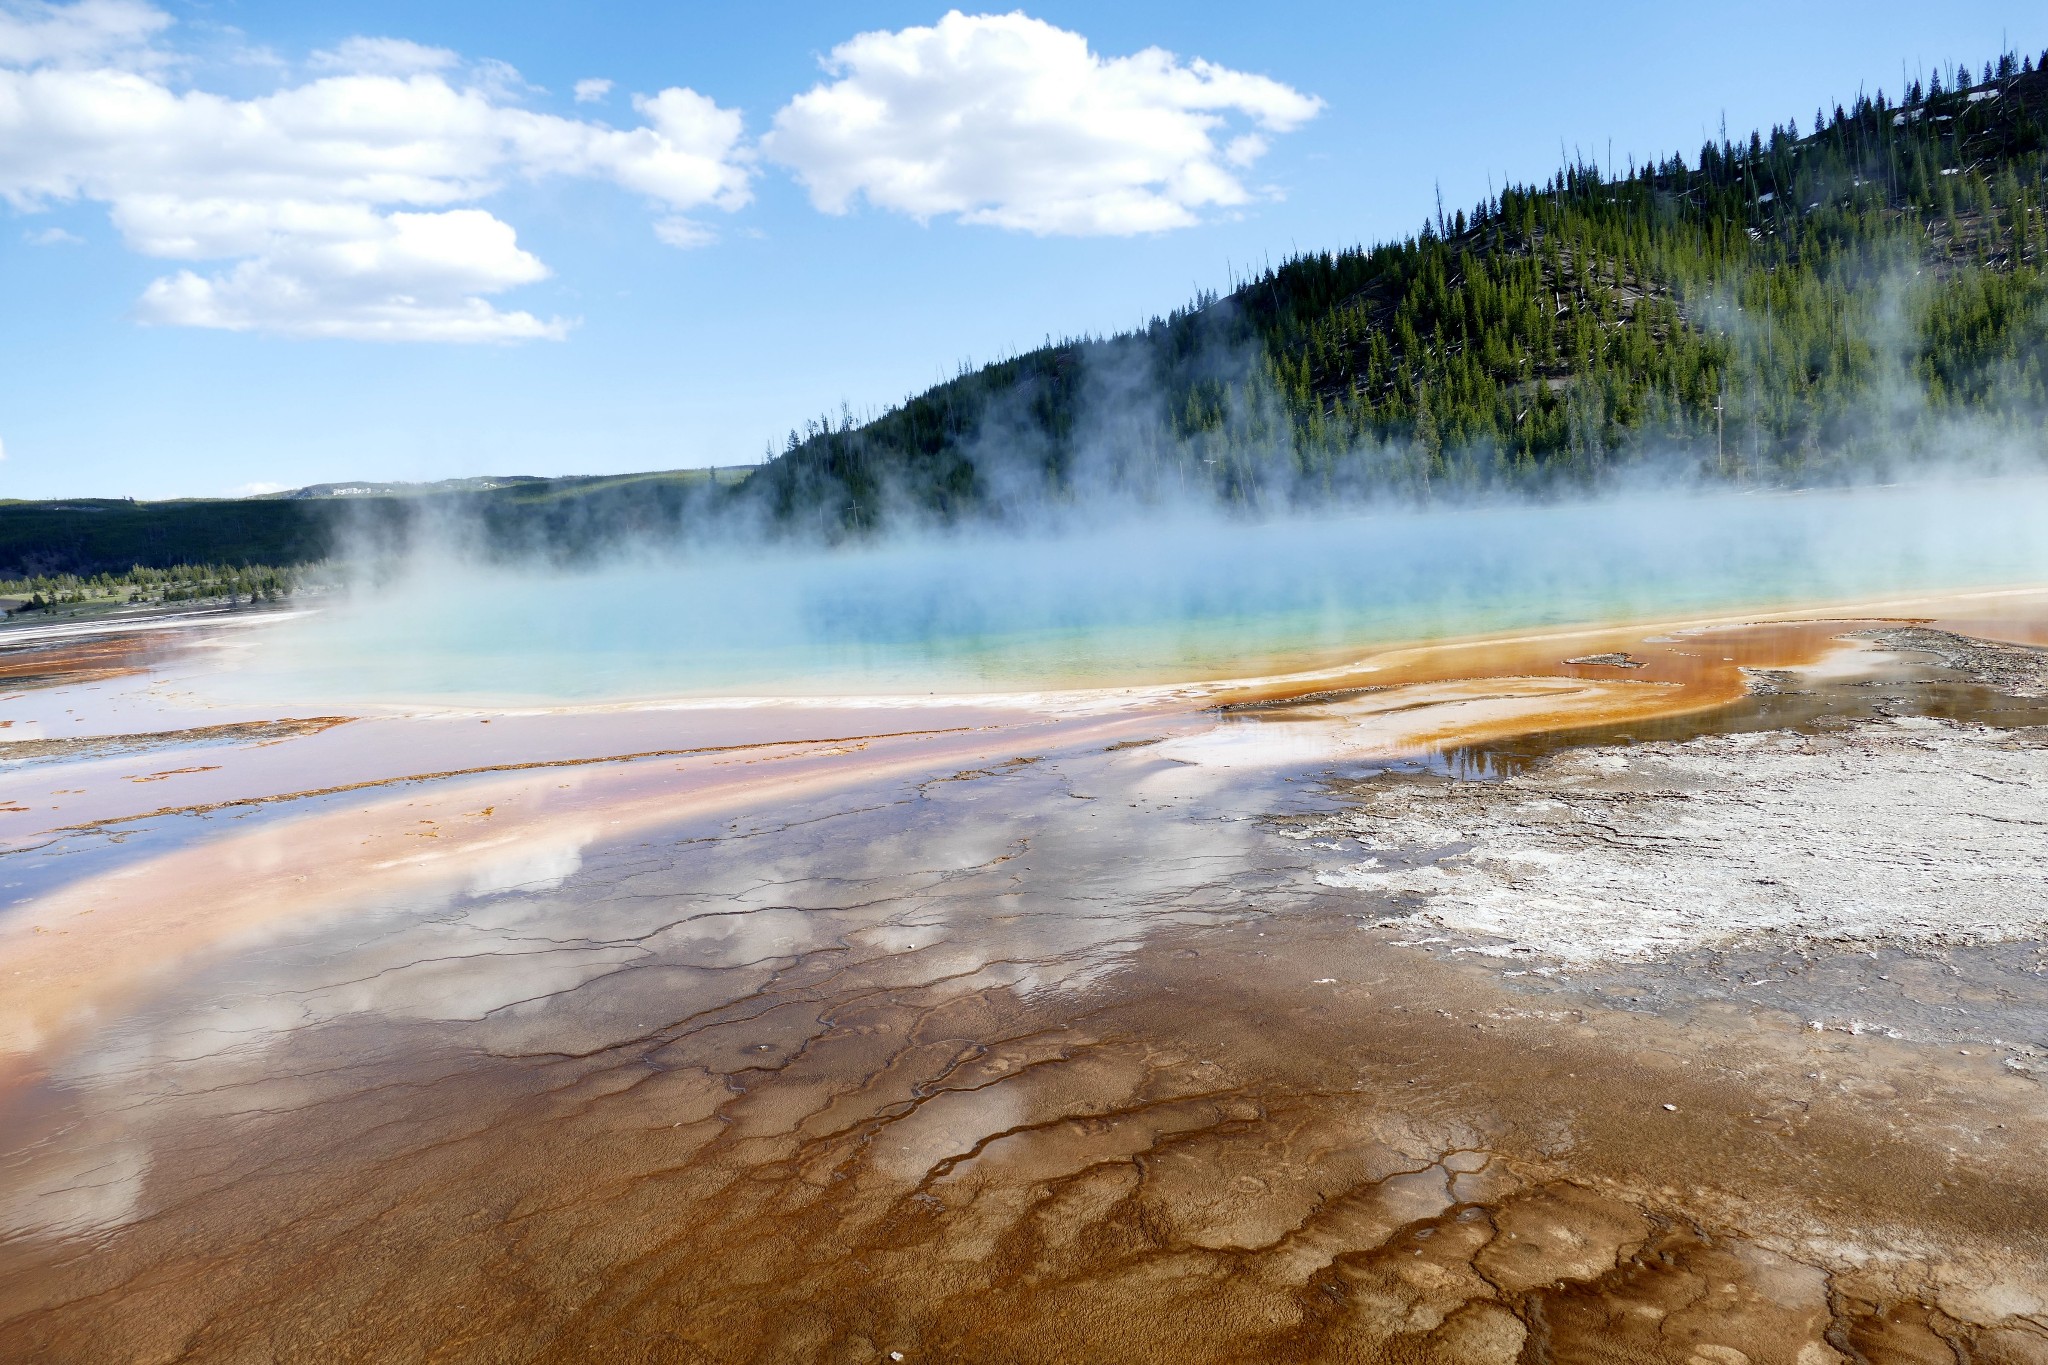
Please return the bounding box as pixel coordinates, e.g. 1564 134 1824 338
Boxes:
206 477 2048 704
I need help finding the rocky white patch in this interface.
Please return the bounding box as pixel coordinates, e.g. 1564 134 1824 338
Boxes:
1313 720 2048 963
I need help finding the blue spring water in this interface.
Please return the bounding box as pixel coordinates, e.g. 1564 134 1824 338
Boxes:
215 478 2048 704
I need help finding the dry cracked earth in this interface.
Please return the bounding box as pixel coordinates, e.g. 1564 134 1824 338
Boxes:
2 627 2048 1362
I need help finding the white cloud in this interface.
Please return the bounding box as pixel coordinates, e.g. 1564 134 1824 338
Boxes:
651 216 715 249
0 436 7 461
1223 133 1268 168
23 223 79 243
307 35 458 75
764 10 1321 236
573 77 611 104
0 2 755 340
0 0 164 68
464 56 537 104
138 209 570 342
232 480 285 495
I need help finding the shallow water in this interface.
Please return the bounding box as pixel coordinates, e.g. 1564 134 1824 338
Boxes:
209 478 2048 703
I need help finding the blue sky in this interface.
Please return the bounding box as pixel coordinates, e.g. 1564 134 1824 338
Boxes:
1 0 2043 500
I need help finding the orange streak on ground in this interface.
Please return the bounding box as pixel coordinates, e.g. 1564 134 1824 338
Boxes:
1192 619 1885 768
1223 618 1876 702
0 631 167 690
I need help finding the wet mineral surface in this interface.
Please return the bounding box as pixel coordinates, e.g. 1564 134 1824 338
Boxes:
2 610 2047 1362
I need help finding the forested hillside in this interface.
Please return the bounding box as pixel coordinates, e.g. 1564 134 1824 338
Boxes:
757 49 2048 524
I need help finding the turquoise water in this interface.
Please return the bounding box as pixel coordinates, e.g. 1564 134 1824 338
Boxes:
215 479 2048 705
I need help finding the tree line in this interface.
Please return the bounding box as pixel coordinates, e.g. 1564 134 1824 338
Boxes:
1 563 305 614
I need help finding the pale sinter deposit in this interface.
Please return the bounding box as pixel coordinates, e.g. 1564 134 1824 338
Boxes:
1310 718 2048 963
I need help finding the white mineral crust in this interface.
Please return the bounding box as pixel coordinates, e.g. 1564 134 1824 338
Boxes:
1314 719 2048 963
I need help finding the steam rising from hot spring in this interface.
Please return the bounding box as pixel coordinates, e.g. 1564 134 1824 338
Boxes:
222 478 2048 704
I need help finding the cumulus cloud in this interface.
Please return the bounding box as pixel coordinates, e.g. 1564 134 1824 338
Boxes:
764 10 1322 235
23 223 79 243
138 209 568 342
573 77 611 104
0 2 754 341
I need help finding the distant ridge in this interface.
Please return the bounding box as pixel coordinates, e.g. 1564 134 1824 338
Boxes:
270 477 551 500
265 467 767 501
0 467 754 577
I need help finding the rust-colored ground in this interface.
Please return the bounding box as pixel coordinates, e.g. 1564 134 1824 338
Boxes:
2 885 2041 1362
